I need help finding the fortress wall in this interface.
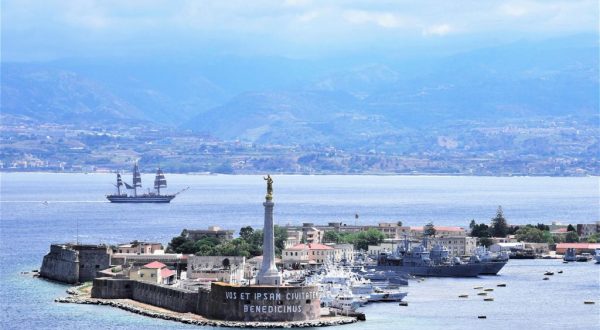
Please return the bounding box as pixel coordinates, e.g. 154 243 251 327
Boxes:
91 278 134 299
206 283 321 322
76 247 111 282
132 281 198 313
40 245 79 284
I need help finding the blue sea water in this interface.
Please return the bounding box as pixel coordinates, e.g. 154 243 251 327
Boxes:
1 173 599 329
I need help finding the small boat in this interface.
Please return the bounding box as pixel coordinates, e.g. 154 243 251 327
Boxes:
563 248 577 262
484 288 494 292
544 271 554 276
594 249 600 264
497 283 506 287
458 295 468 298
478 315 487 319
584 301 595 305
474 286 483 290
484 298 494 301
543 277 549 280
368 288 408 302
477 292 487 296
576 253 592 262
399 301 408 306
557 270 563 274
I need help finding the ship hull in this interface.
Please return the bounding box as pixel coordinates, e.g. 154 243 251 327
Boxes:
374 264 483 277
477 261 507 275
106 195 175 203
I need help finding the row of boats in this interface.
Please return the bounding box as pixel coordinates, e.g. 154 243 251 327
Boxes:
282 239 510 313
563 248 600 263
375 237 509 277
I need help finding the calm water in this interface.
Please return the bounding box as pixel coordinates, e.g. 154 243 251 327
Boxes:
1 173 599 329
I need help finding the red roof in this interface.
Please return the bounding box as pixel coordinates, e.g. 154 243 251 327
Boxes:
160 268 175 278
556 243 600 249
143 261 167 269
288 243 334 250
410 226 464 232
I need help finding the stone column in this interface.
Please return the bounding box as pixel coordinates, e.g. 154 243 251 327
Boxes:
256 195 282 286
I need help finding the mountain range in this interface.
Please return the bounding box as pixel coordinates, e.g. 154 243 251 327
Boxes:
2 34 597 148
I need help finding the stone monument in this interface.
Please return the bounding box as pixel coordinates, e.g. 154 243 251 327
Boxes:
256 175 282 286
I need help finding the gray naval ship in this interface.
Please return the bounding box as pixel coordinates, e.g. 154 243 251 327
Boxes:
376 238 483 277
467 246 509 275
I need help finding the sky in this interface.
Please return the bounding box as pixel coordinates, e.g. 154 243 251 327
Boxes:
1 0 598 62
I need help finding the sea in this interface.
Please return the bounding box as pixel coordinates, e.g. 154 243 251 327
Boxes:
1 173 599 329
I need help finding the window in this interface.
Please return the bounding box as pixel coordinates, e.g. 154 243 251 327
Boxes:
151 274 155 278
95 265 100 269
140 274 144 278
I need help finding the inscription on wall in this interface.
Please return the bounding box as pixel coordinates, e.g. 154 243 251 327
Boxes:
224 290 320 314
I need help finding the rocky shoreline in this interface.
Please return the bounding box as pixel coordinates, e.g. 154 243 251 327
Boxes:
55 286 359 328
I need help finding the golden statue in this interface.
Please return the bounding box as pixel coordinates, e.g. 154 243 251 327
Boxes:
263 174 273 197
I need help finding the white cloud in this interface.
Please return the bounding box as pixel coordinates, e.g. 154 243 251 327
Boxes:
343 10 408 29
422 24 453 36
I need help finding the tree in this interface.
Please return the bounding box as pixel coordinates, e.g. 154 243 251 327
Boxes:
323 231 341 243
354 229 385 251
515 227 544 243
423 222 436 237
567 224 576 232
469 219 476 229
586 234 599 243
565 231 579 243
478 237 493 247
490 206 509 238
471 223 490 238
273 225 288 257
239 226 254 241
536 223 549 231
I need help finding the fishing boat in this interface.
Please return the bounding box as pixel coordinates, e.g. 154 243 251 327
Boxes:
106 163 187 203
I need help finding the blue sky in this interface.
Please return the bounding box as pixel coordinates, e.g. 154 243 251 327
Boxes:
2 0 598 61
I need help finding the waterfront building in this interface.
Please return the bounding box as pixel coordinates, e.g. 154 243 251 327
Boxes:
129 261 176 285
282 243 335 267
555 243 600 254
490 242 525 253
376 222 411 239
368 242 399 256
185 226 234 241
433 236 477 257
410 226 467 238
187 256 245 284
331 243 354 263
116 241 163 254
284 230 303 248
576 222 600 238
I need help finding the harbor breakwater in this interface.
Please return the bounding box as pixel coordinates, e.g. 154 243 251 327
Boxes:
63 281 358 328
91 278 335 323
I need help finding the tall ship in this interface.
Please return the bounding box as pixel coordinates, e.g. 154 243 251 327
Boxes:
375 237 483 277
106 163 186 203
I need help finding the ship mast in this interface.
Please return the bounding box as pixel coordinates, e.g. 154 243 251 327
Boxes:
154 167 167 195
132 162 142 196
116 173 123 195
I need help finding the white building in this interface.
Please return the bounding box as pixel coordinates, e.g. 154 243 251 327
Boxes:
187 256 245 284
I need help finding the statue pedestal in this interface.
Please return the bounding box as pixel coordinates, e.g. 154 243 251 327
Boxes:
256 199 282 286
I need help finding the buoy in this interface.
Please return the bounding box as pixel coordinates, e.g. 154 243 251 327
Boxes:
584 301 595 305
459 295 468 298
399 301 408 306
484 288 494 292
543 277 549 280
477 292 487 296
484 298 494 301
474 286 483 290
478 316 487 319
497 284 506 287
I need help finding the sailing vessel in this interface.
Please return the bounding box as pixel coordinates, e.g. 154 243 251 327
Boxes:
106 163 186 203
